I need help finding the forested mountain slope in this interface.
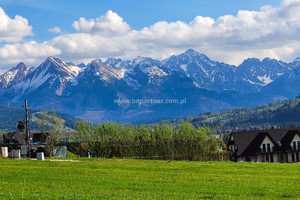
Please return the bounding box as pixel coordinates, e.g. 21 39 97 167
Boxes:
175 96 300 130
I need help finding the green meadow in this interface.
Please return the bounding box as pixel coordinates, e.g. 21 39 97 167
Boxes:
0 158 299 199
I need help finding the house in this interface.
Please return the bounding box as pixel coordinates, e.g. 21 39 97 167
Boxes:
2 132 51 157
2 132 67 158
2 132 49 145
228 128 300 163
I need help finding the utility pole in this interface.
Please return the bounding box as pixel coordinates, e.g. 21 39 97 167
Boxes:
25 99 31 158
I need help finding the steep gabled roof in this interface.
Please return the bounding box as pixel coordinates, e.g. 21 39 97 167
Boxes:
10 133 25 144
241 132 277 156
267 128 293 143
231 130 259 156
279 130 300 150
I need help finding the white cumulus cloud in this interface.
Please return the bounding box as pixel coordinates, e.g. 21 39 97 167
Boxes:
72 10 130 35
0 7 33 43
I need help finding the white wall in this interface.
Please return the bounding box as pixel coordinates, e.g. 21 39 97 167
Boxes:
288 153 292 163
290 134 300 150
260 136 275 153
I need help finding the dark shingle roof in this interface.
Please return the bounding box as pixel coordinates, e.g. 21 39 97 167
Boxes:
230 128 300 156
231 130 259 156
10 133 25 144
241 132 277 156
280 130 300 150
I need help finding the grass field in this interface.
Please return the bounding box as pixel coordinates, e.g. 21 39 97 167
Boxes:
0 158 299 199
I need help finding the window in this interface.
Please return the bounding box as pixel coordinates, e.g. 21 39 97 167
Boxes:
230 145 234 153
297 141 300 150
296 153 299 162
270 154 274 162
262 144 266 153
267 143 271 152
293 142 297 150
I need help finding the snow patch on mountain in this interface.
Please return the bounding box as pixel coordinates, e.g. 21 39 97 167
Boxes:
55 78 68 96
18 71 51 92
257 75 273 85
242 78 261 86
89 61 126 82
48 56 82 78
70 76 79 86
193 82 201 88
142 66 167 78
2 69 19 83
180 64 188 72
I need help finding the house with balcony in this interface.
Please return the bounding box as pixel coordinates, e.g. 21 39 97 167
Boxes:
228 128 300 163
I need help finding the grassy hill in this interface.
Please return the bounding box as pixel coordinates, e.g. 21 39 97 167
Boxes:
0 106 77 132
0 158 299 199
174 96 300 131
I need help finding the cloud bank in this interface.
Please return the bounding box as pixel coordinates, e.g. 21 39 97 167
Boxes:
1 0 300 74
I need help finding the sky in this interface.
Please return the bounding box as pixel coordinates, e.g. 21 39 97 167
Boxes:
1 0 300 74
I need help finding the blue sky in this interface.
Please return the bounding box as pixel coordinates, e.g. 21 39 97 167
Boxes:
0 0 299 74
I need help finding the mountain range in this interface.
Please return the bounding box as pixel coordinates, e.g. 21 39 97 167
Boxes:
1 49 300 122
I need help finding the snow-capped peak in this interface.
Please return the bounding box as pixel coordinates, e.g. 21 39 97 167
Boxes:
9 57 83 97
42 56 82 77
184 49 210 60
131 56 161 67
85 60 126 82
0 62 33 89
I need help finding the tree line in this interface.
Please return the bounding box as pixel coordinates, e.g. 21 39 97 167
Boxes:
67 121 229 161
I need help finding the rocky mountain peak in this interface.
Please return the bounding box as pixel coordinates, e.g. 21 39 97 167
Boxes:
0 62 33 89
